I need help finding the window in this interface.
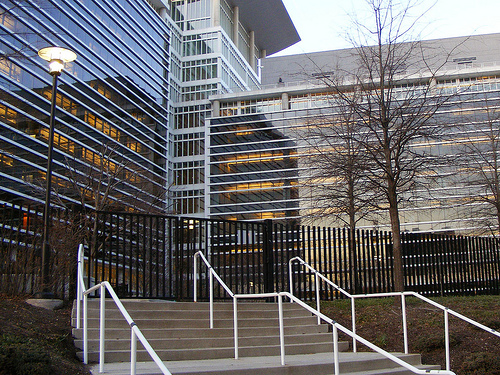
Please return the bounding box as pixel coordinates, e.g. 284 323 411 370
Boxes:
174 132 204 156
182 58 217 82
85 112 119 140
0 104 17 125
174 160 205 185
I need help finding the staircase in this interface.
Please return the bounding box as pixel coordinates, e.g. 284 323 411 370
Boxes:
72 299 440 375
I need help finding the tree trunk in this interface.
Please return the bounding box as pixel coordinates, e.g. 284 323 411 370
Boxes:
387 183 404 292
348 178 359 293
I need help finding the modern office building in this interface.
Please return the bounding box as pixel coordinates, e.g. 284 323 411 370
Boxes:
208 34 500 235
167 0 299 215
2 0 499 236
0 0 172 212
0 0 298 215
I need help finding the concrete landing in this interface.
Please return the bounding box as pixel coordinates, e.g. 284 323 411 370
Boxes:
89 352 438 375
26 298 64 310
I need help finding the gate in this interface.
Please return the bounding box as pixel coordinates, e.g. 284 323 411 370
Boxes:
87 213 300 300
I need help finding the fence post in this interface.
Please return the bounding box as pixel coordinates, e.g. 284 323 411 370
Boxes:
175 217 183 300
263 219 275 294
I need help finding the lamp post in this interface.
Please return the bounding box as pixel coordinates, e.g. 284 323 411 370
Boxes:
37 46 77 298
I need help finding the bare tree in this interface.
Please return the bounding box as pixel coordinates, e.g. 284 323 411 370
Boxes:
301 95 381 231
24 143 170 287
309 0 462 291
59 143 169 240
455 96 500 236
301 94 389 293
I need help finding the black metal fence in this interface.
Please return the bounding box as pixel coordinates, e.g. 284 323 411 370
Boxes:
402 232 500 296
0 204 80 299
88 212 500 300
1 204 499 300
87 213 287 300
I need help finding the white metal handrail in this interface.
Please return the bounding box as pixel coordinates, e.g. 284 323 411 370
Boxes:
193 250 234 329
289 256 500 373
289 256 358 349
76 244 172 375
193 250 455 374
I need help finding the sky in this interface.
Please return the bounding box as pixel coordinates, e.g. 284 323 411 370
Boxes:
274 0 500 56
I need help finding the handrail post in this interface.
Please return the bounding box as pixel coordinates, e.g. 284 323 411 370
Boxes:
193 253 198 302
233 296 239 359
76 271 81 329
401 293 408 354
288 259 294 299
333 324 340 375
83 293 88 364
315 272 321 325
99 284 105 373
76 245 83 329
278 294 285 365
445 309 450 371
209 268 214 329
351 297 357 352
131 328 137 375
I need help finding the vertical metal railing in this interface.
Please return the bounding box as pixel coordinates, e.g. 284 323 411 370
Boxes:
194 250 457 375
76 244 172 375
289 256 500 373
2 204 499 300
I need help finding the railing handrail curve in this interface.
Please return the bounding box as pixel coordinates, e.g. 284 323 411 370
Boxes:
76 244 172 375
280 292 454 375
194 250 455 375
289 256 500 373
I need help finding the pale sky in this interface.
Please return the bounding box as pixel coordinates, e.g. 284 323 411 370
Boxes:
274 0 500 56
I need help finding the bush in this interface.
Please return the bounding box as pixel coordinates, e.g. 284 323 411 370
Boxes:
0 335 52 375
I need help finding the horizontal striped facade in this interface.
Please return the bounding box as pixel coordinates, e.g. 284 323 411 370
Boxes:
209 60 500 235
0 0 171 211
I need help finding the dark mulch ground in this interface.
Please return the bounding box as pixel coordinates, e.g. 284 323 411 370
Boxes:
322 295 500 374
0 295 91 375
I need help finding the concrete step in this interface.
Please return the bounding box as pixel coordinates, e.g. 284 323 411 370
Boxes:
88 352 438 375
73 300 345 364
77 332 336 351
81 340 347 362
75 308 308 321
77 300 303 312
343 365 441 375
77 301 306 312
73 324 329 340
74 315 321 329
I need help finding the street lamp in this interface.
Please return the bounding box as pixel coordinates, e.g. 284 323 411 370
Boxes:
37 46 77 298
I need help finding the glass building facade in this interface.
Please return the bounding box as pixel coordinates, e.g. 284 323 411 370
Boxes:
167 0 299 215
0 0 171 212
0 0 299 215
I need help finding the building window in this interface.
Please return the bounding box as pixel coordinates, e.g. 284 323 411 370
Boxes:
182 58 217 82
174 189 205 214
174 132 204 157
85 112 120 140
174 160 205 185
